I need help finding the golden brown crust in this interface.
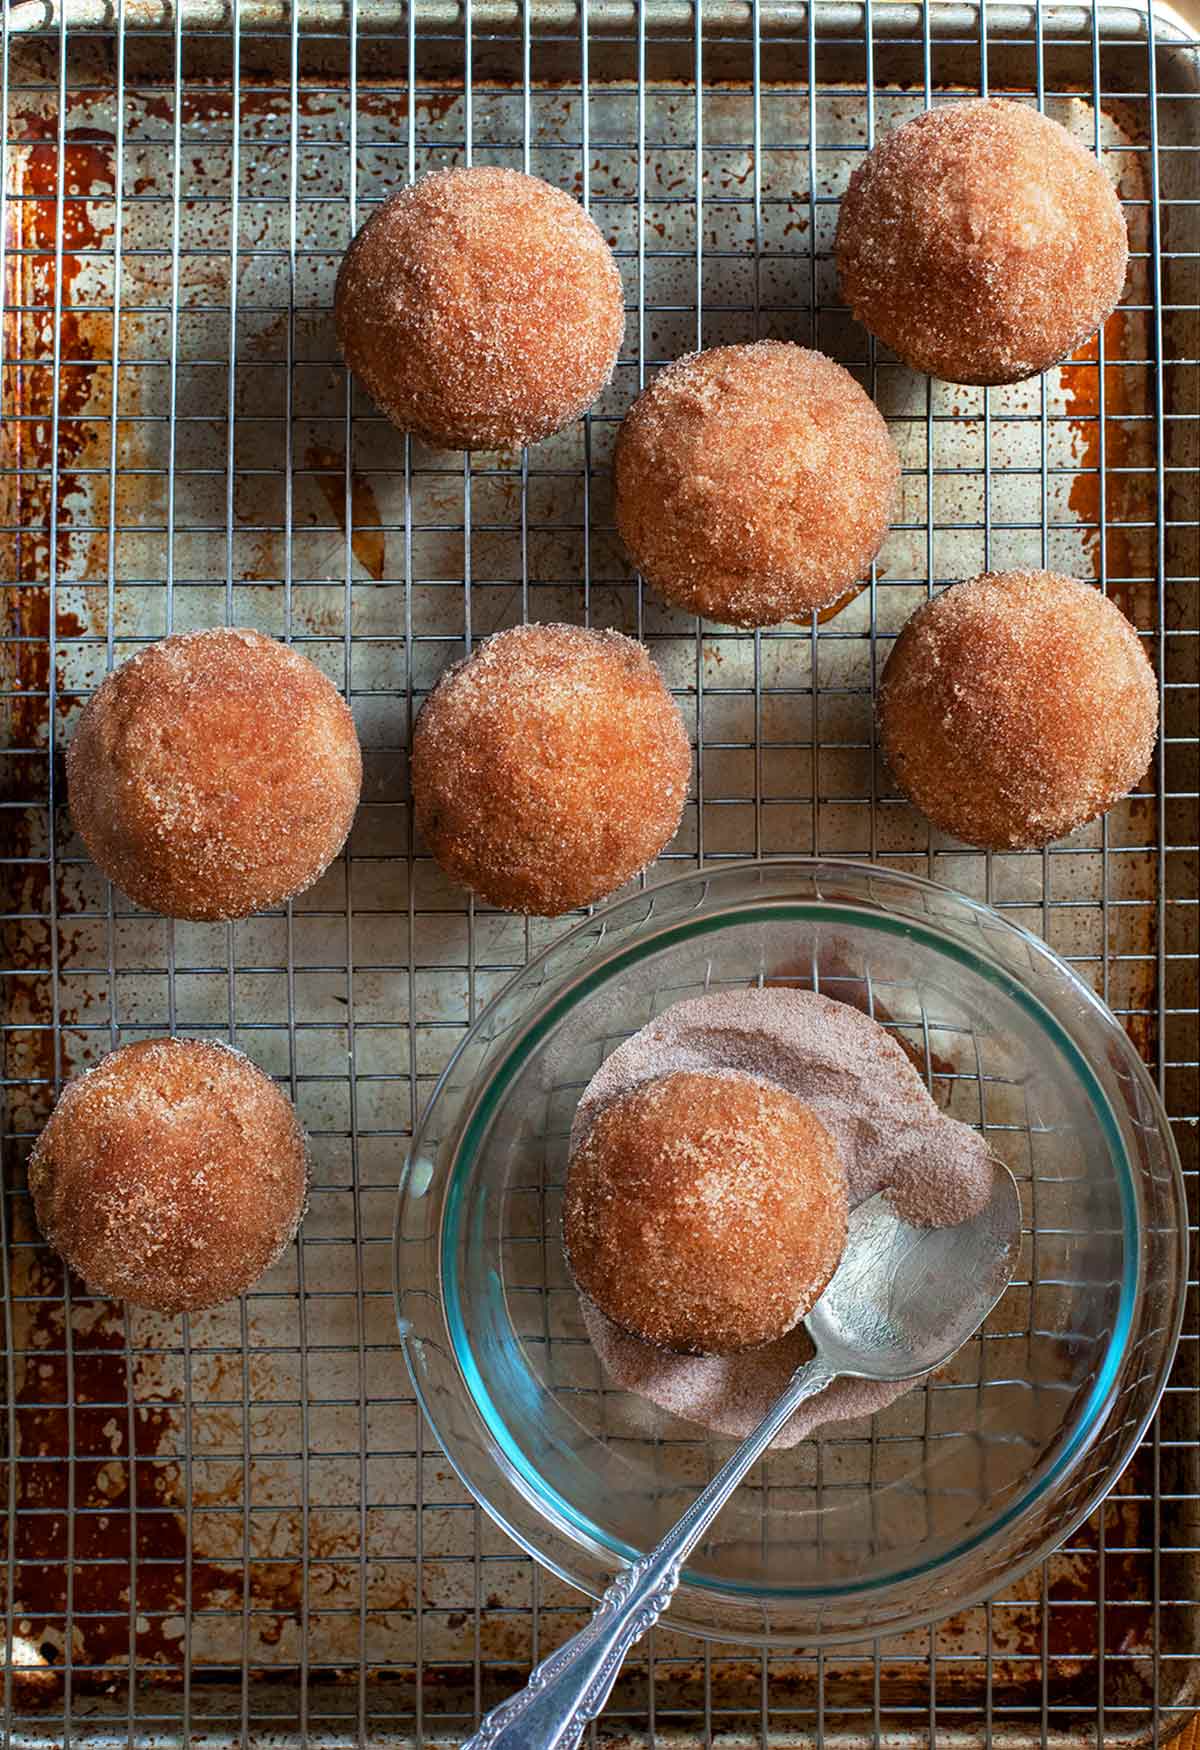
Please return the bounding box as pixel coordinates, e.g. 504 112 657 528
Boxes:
28 1038 310 1314
613 341 898 627
334 165 625 451
878 569 1158 850
835 98 1128 385
562 1068 849 1355
411 622 690 916
67 627 362 922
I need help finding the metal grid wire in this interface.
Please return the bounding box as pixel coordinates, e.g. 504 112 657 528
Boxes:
0 0 1196 1742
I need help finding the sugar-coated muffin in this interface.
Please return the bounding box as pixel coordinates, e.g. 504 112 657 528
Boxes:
334 165 625 451
878 570 1158 849
28 1038 309 1314
613 341 899 627
563 1068 848 1355
571 989 999 1443
67 628 362 922
411 622 690 916
835 98 1128 385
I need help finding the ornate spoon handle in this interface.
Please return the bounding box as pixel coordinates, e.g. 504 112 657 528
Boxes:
461 1356 836 1750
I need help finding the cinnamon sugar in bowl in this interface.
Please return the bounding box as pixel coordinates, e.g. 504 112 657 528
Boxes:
395 860 1183 1647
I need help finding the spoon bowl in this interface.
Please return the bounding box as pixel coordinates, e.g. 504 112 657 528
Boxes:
808 1157 1023 1382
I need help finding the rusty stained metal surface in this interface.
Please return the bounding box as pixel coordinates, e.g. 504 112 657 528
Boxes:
0 9 1197 1746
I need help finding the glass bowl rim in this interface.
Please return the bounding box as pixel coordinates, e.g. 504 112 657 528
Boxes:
395 858 1186 1643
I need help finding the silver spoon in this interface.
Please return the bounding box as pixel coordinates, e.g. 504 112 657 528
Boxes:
462 1157 1021 1750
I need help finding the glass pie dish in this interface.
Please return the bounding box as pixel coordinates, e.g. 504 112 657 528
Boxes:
394 860 1186 1645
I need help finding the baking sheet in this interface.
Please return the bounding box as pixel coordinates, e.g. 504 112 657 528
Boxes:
0 1 1197 1742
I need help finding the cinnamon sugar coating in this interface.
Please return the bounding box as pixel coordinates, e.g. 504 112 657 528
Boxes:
835 98 1128 385
67 628 362 922
334 165 625 451
613 341 898 627
28 1038 310 1314
574 987 996 1446
878 570 1158 850
411 623 690 916
563 1068 848 1355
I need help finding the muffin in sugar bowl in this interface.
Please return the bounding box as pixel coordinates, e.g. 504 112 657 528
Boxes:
568 987 997 1448
563 1068 849 1356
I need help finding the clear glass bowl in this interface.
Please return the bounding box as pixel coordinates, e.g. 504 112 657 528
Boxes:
394 861 1185 1645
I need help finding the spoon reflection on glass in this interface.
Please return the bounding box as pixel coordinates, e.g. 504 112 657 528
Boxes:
462 1158 1021 1750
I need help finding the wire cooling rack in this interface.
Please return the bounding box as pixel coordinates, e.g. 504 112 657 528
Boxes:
0 0 1196 1743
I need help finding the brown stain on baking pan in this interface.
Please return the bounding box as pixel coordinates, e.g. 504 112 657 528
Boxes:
816 578 868 625
0 110 315 1702
10 119 119 595
1060 313 1157 628
305 443 388 583
1060 308 1161 1063
0 120 107 1131
3 1280 320 1696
